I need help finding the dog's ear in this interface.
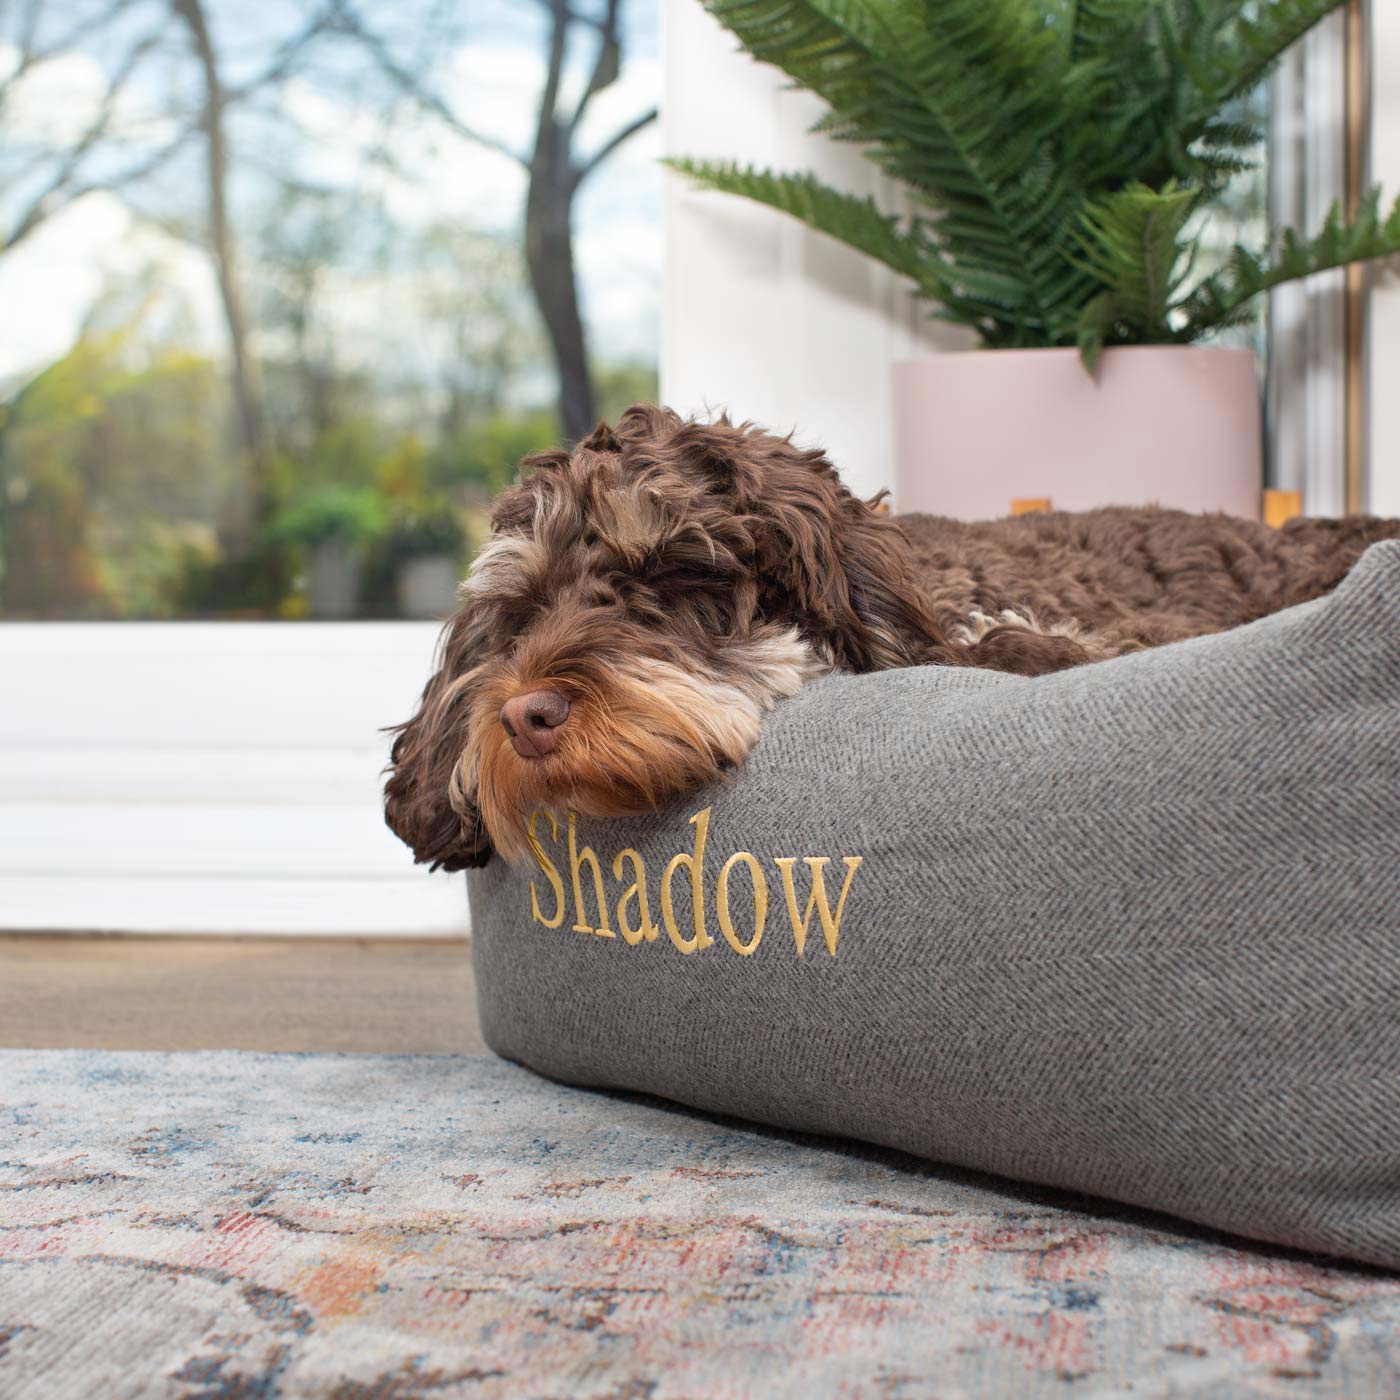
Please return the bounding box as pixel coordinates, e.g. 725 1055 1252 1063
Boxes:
633 414 953 671
576 420 622 453
751 473 952 671
384 605 493 870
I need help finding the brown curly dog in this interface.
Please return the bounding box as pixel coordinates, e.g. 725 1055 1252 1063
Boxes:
385 404 1400 868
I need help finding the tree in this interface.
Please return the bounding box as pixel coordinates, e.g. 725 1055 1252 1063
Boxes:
413 223 542 438
170 0 270 541
154 0 335 544
0 0 180 256
330 0 656 440
3 0 330 554
255 181 355 447
0 309 226 617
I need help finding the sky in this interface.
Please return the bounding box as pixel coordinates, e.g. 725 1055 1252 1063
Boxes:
0 0 661 393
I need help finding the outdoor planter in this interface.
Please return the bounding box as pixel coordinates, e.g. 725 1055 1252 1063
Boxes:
396 554 461 619
892 345 1262 520
306 540 361 619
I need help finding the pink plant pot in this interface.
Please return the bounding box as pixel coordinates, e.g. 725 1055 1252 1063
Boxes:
892 345 1263 520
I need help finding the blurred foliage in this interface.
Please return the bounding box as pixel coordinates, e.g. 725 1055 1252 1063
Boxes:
0 331 228 618
595 363 660 425
0 0 659 620
429 408 562 501
0 270 654 618
268 485 388 550
383 499 469 562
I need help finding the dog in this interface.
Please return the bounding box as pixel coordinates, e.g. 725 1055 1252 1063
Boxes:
385 404 1400 869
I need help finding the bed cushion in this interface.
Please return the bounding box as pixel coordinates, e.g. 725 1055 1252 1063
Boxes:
467 541 1400 1269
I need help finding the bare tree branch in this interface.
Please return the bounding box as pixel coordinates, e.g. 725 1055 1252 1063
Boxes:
536 0 570 137
0 0 141 127
572 104 656 188
569 0 619 131
226 7 333 99
173 0 272 539
27 126 196 226
3 0 144 86
1 5 332 255
326 0 528 167
316 0 650 439
2 26 162 250
524 0 607 30
17 0 43 63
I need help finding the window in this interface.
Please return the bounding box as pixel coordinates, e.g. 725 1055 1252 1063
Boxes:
1192 85 1271 367
0 0 660 620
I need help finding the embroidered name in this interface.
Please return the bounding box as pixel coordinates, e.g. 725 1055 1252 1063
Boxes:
525 807 862 958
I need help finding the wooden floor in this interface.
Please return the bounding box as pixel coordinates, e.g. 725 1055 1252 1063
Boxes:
0 935 486 1054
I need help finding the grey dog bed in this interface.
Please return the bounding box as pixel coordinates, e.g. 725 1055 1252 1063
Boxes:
468 541 1400 1269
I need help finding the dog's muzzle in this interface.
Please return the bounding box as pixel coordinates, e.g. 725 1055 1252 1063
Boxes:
500 689 571 759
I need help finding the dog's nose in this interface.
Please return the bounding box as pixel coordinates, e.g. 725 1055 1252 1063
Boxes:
500 689 571 758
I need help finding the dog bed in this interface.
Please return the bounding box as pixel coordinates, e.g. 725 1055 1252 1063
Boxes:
467 541 1400 1269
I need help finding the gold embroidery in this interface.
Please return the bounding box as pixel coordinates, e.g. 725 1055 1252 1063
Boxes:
567 813 616 937
660 807 715 954
523 808 862 957
773 856 863 956
716 851 768 955
612 847 660 945
527 812 565 929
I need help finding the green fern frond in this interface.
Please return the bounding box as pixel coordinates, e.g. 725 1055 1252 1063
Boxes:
676 0 1398 369
1076 291 1120 373
870 0 1099 337
1179 188 1400 337
697 0 1101 343
663 159 930 283
665 157 1046 335
1073 182 1200 358
1198 118 1266 153
1183 0 1348 122
1055 0 1160 63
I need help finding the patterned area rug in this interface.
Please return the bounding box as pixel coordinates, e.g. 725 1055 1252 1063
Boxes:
2 1052 1399 1398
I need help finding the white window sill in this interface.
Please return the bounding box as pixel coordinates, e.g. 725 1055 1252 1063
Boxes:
0 622 467 936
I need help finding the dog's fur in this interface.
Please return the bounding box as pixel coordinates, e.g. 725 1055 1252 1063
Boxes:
385 404 1400 868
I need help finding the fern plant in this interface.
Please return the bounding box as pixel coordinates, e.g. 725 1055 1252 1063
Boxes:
668 0 1400 369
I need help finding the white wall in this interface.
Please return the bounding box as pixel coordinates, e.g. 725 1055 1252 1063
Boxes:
1369 2 1400 515
0 623 467 935
660 0 970 503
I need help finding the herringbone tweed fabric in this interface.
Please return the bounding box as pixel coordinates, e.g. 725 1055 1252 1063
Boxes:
2 1050 1399 1399
470 542 1400 1270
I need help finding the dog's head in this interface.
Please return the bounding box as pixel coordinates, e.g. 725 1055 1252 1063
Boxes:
384 405 954 867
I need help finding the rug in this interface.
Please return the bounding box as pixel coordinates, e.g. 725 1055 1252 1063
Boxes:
1 1052 1398 1398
